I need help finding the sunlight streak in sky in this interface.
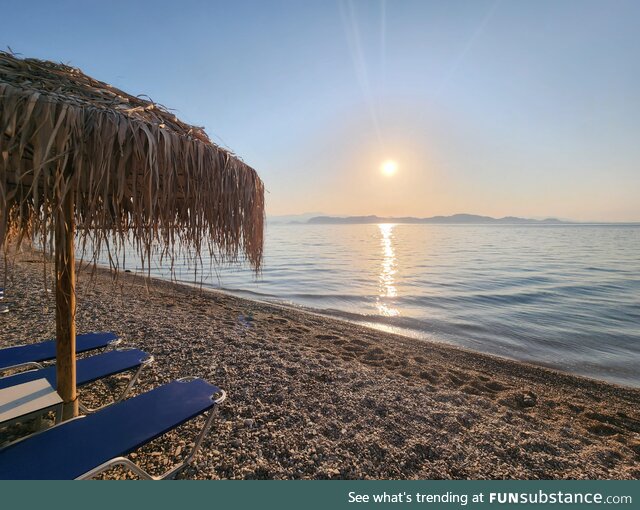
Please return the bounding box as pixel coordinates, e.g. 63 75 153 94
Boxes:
339 0 383 146
380 0 387 91
434 0 502 97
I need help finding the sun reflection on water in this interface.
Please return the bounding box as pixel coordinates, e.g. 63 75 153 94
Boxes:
377 223 399 316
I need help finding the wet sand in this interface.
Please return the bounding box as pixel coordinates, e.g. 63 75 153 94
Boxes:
1 250 639 479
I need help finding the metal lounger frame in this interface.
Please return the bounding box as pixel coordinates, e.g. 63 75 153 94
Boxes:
78 349 155 414
77 378 227 480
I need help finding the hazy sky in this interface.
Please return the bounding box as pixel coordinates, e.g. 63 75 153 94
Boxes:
4 0 639 221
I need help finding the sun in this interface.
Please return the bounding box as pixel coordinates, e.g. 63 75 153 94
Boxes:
380 159 398 177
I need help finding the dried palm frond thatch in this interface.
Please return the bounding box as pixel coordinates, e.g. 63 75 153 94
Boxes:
0 50 265 272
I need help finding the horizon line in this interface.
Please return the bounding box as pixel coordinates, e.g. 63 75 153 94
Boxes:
267 213 640 224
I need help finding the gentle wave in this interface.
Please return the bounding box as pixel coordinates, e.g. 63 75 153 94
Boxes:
105 223 640 388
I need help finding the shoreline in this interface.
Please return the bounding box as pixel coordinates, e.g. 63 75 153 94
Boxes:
124 268 640 393
1 250 639 479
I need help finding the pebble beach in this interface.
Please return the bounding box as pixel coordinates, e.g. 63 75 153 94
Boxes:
1 249 639 479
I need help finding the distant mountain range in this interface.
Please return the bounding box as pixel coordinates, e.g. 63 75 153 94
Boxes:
306 214 566 225
268 212 325 224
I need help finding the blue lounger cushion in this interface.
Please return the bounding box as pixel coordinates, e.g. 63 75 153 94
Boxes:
0 378 220 479
0 332 119 371
0 349 149 390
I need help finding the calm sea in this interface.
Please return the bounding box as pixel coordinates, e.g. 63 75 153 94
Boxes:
110 223 640 388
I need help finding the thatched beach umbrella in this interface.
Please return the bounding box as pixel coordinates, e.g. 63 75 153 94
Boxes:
0 51 264 418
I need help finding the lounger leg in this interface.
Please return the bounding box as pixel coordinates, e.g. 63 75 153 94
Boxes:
54 403 63 424
158 406 220 480
77 410 218 480
78 356 154 414
111 362 148 404
78 389 225 480
77 368 142 414
77 457 156 480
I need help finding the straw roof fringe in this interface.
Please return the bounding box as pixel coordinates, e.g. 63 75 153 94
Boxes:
0 51 264 272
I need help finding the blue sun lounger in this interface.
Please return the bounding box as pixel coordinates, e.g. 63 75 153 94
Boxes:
0 332 121 374
0 348 154 413
0 378 226 480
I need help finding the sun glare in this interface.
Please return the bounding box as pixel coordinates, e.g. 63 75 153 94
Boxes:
380 159 398 177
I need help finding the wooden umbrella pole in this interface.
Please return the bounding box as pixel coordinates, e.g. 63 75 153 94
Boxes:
55 172 78 420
